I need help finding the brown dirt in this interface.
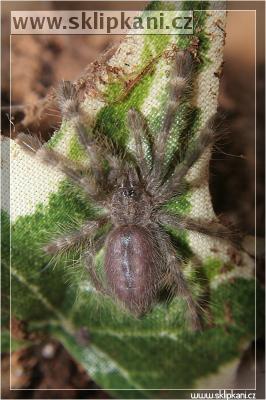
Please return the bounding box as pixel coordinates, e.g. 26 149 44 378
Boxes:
2 32 121 140
1 341 110 399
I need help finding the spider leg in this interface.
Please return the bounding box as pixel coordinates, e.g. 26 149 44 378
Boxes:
84 234 111 297
58 81 122 187
157 117 215 201
43 218 110 255
156 230 202 330
16 132 103 201
127 108 152 179
148 50 193 187
85 257 110 296
157 212 240 245
166 267 202 331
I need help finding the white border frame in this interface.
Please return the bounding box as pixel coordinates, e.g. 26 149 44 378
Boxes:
6 2 259 395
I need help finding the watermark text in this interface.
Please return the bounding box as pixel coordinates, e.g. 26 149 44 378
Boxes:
11 10 193 34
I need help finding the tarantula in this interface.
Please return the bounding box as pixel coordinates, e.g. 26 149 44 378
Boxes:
17 50 232 330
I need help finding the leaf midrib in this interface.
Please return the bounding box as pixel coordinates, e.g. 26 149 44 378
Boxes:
3 258 150 395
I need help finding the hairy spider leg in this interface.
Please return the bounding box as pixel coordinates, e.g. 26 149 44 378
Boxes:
84 233 112 297
157 213 240 246
16 133 102 201
127 108 152 180
43 218 110 255
57 81 107 184
157 230 202 330
58 80 129 191
157 118 215 202
149 50 193 188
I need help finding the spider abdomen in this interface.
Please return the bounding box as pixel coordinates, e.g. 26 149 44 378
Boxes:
105 225 158 316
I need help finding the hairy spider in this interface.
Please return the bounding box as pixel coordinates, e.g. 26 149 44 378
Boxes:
17 50 233 330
